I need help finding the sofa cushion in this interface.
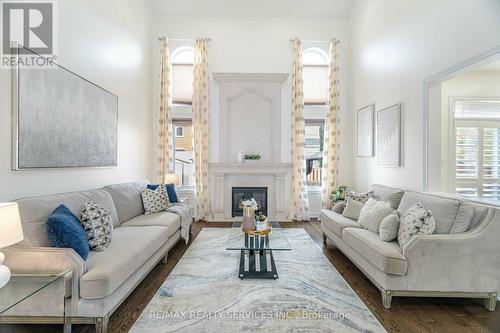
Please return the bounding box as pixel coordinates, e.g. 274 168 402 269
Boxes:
379 213 400 242
450 201 474 234
103 181 148 223
369 184 405 210
397 191 460 234
121 212 181 238
80 226 168 299
16 189 119 247
469 205 489 231
358 198 393 233
319 210 361 237
342 196 365 220
342 228 408 275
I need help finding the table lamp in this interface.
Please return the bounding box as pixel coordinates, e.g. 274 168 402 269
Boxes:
165 173 179 185
0 202 24 288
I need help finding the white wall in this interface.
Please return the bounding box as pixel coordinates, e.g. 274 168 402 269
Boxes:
0 0 153 201
152 16 351 216
348 0 500 192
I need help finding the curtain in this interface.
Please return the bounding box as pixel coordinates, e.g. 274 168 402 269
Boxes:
322 40 340 209
156 37 174 183
289 37 310 221
192 38 211 221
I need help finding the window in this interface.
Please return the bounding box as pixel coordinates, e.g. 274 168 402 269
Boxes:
452 98 500 201
302 47 329 106
305 120 324 187
171 46 194 105
175 126 184 137
172 120 194 187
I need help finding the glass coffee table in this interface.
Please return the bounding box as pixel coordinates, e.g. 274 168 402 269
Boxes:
0 269 72 333
226 221 291 279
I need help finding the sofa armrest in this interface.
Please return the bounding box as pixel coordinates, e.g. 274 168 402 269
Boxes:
2 244 86 304
402 209 500 292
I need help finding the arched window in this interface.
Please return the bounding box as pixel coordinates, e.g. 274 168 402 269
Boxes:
175 126 184 137
171 46 194 105
302 47 329 106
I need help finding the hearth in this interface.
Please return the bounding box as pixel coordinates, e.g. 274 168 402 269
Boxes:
232 187 268 217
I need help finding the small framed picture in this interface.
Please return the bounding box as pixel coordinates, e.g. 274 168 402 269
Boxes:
356 104 375 157
377 103 402 167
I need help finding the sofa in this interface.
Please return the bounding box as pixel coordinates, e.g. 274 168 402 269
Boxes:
1 181 183 333
320 184 499 310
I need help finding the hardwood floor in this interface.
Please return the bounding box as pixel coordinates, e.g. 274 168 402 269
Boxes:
3 221 499 333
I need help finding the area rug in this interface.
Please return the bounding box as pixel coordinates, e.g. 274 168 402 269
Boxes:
130 228 386 333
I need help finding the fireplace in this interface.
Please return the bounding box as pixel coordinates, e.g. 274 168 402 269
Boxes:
231 187 268 217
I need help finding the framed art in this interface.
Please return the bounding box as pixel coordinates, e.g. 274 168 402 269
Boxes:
356 104 374 157
377 103 401 167
12 46 118 169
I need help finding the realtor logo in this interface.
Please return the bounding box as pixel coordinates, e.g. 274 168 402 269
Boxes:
1 0 57 68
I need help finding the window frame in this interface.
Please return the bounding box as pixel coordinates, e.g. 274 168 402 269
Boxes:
175 126 184 138
449 96 500 201
170 46 194 107
172 118 195 190
304 113 326 189
302 47 330 107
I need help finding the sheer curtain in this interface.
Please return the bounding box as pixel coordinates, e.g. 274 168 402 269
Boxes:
289 37 310 221
192 38 212 220
322 40 340 209
156 37 174 183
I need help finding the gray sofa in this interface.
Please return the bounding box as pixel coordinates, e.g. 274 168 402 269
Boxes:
2 181 183 333
320 184 499 310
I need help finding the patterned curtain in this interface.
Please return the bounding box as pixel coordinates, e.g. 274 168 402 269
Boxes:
192 38 211 221
289 37 310 221
156 37 174 183
322 40 340 209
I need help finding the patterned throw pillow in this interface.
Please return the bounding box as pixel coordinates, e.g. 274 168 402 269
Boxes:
343 190 374 208
80 201 113 251
397 203 435 248
141 185 169 214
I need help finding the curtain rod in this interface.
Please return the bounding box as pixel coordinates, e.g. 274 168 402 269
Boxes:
290 39 340 45
158 37 212 42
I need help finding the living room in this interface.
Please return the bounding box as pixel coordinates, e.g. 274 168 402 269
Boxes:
0 0 499 332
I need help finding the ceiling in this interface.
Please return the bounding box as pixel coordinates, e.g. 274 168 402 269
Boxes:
147 0 356 18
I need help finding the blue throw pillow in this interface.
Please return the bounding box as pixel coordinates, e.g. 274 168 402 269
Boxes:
147 183 178 203
46 204 90 260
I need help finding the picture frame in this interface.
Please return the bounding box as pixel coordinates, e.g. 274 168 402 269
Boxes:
356 104 375 157
376 103 402 167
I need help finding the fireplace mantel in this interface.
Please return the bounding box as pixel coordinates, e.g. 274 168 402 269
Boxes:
209 162 292 175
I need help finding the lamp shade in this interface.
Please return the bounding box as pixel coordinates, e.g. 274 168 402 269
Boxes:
0 203 24 248
165 173 179 185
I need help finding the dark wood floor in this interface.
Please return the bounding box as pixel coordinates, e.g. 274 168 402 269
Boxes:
3 221 499 333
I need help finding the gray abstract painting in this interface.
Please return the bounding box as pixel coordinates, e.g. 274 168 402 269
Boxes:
376 104 401 167
14 48 118 169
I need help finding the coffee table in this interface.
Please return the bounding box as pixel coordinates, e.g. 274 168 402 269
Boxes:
226 221 291 279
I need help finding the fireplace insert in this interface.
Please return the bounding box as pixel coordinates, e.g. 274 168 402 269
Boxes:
231 187 268 217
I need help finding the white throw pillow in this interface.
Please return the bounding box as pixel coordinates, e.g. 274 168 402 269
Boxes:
379 213 399 241
342 196 364 220
357 198 393 233
332 201 345 214
141 185 169 214
397 203 436 248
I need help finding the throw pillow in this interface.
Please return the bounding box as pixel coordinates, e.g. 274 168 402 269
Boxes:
332 201 344 214
343 190 374 208
358 198 393 233
141 185 169 214
379 213 400 241
397 203 436 248
80 201 113 251
342 196 365 220
147 183 179 203
46 204 89 260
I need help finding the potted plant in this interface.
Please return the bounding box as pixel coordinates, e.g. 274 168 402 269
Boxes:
244 153 261 162
331 185 349 204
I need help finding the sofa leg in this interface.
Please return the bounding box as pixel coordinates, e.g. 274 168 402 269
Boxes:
381 290 393 309
484 292 498 311
322 233 327 244
161 252 168 264
95 315 109 333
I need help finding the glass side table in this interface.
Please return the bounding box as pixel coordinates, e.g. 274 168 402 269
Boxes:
226 221 291 279
0 269 72 333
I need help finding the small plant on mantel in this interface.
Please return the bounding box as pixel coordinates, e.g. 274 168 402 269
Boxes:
244 153 261 160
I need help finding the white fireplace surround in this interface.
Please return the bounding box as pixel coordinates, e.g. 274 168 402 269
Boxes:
209 73 291 221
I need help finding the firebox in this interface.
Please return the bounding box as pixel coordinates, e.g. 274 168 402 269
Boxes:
231 187 268 217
